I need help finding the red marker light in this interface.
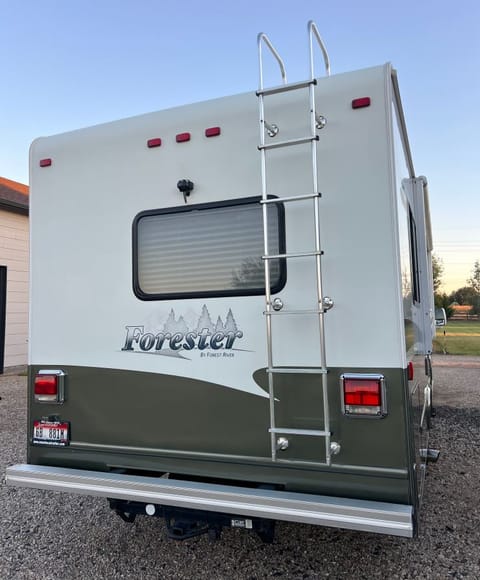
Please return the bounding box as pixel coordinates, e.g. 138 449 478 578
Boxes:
147 138 162 148
408 362 414 381
205 126 221 137
176 132 191 143
352 97 371 109
39 158 52 167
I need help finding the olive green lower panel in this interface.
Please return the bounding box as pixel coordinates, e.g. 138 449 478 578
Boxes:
27 364 414 504
27 442 409 503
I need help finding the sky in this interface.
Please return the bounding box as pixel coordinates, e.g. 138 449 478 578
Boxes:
1 0 479 293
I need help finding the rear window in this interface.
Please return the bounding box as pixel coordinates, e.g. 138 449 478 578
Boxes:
133 197 286 300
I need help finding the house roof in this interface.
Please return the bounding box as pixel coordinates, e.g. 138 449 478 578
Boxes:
451 304 472 312
0 176 29 215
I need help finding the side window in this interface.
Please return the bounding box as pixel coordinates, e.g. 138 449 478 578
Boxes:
133 197 286 300
408 209 420 303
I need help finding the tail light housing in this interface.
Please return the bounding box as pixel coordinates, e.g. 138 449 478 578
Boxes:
34 370 66 403
341 373 386 417
408 361 414 381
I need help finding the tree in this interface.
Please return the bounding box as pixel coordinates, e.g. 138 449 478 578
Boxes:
449 286 477 306
432 254 453 316
432 254 444 294
467 260 480 294
467 260 480 314
232 257 264 288
435 292 454 319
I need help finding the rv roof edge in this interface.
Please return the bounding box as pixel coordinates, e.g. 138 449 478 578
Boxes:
391 68 415 178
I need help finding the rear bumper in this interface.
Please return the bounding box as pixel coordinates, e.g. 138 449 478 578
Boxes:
6 463 413 537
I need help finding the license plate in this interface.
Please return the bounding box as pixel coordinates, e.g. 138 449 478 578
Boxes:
33 420 69 446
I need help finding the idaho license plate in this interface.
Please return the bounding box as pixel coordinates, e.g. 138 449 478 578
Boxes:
33 420 69 446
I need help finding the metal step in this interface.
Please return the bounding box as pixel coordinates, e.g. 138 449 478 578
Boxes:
267 367 327 375
260 193 321 204
5 464 414 537
263 250 323 260
265 309 323 316
256 78 316 97
269 428 330 437
259 135 318 151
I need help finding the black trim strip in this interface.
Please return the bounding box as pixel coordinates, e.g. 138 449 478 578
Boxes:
0 200 29 216
0 266 6 374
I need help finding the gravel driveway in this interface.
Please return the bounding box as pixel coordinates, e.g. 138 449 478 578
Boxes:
1 356 479 579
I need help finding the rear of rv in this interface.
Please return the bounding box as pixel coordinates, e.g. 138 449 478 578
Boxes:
6 62 435 540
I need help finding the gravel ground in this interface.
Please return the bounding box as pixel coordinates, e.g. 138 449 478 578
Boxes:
0 356 479 579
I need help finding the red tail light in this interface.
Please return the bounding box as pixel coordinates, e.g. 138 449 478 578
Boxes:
34 370 65 403
408 362 414 381
341 374 386 416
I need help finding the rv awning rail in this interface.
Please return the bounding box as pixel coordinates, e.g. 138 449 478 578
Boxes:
6 464 413 537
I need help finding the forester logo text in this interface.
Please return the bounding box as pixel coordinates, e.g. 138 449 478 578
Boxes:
122 305 243 353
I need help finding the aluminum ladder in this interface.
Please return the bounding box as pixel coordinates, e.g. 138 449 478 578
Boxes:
257 21 334 465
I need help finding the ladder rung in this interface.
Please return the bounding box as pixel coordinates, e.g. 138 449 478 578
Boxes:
259 135 318 151
269 428 330 437
261 193 321 204
265 309 322 316
267 367 327 374
263 250 323 260
256 78 316 97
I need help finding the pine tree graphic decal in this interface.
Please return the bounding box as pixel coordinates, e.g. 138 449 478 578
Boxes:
163 309 177 333
224 308 238 332
176 315 189 334
163 310 190 333
215 316 225 332
196 304 215 333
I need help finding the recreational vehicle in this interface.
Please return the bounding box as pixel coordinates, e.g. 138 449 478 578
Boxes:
6 22 437 541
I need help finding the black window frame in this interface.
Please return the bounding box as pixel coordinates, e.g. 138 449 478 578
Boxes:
132 195 286 301
408 208 421 304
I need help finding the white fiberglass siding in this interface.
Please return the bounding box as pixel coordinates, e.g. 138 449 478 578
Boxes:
392 100 416 358
311 64 405 368
29 64 409 386
0 209 29 367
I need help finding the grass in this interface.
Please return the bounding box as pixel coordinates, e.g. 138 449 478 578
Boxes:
433 320 480 355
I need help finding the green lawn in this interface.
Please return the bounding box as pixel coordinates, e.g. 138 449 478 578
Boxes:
433 320 480 355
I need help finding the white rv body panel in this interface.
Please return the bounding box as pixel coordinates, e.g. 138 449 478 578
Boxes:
403 176 435 354
30 64 409 398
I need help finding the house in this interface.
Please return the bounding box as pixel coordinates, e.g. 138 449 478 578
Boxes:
0 176 29 372
450 303 477 320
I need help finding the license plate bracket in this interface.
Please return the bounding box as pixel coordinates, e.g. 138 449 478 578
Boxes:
33 420 70 446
